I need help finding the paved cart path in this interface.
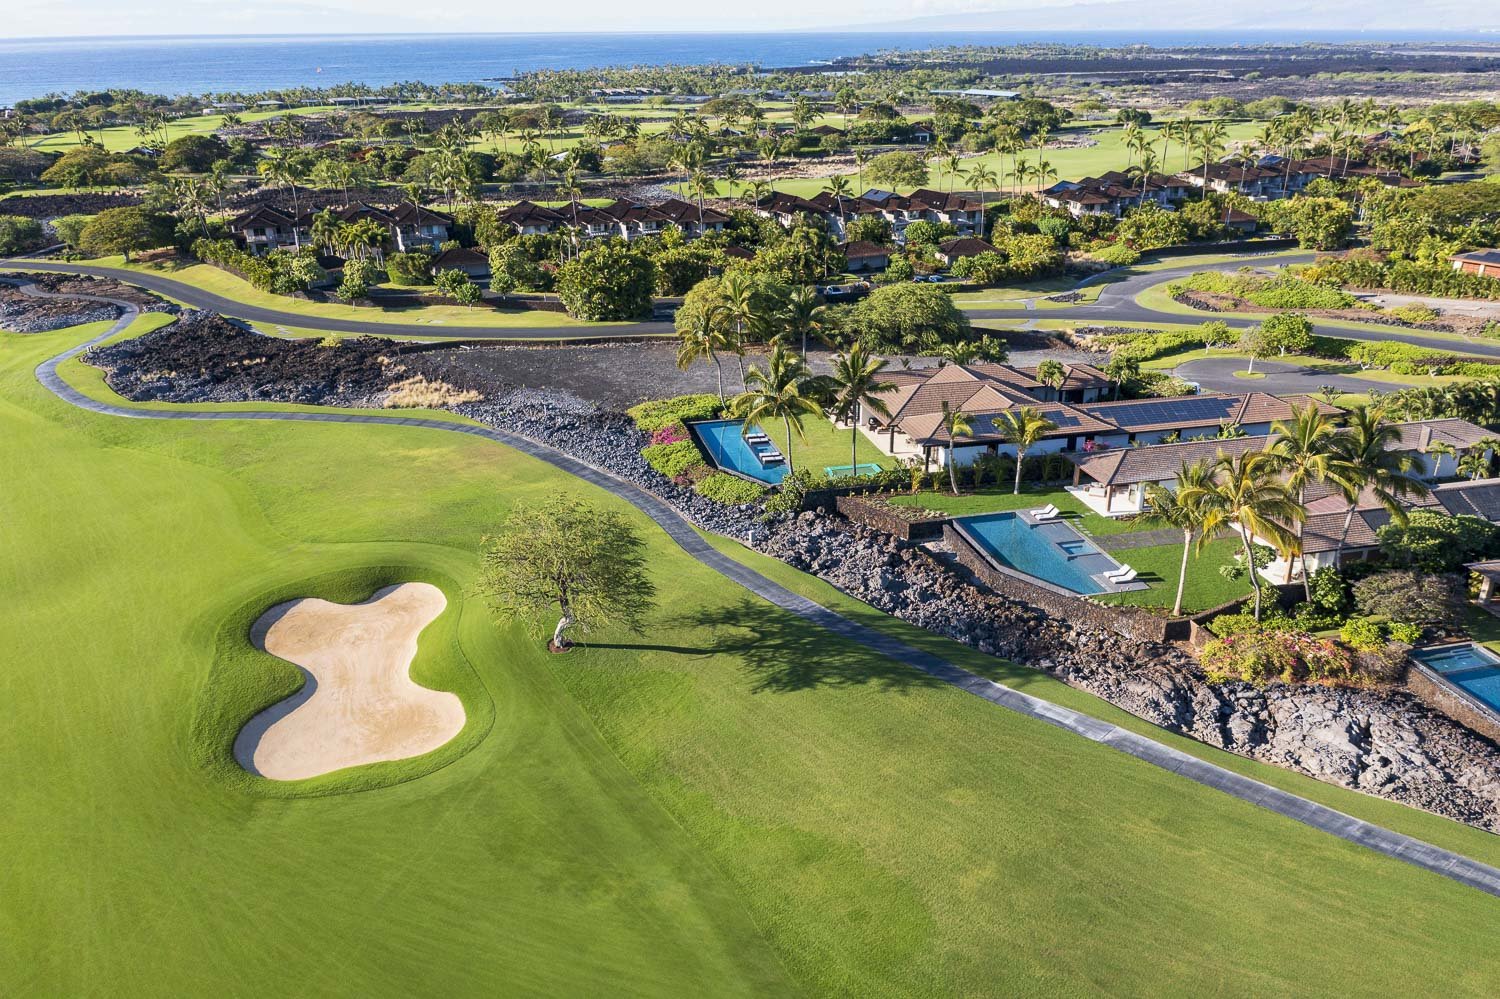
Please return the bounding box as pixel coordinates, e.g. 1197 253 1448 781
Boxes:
16 278 1500 901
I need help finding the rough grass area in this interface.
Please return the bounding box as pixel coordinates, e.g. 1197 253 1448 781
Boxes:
65 256 623 329
382 374 483 408
8 323 1500 995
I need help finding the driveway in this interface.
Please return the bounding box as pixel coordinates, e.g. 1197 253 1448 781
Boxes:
1170 357 1416 396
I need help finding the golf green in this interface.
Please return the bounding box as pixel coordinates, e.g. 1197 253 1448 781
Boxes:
6 323 1500 997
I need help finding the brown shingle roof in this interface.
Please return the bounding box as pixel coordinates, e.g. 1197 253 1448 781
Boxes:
1067 435 1277 486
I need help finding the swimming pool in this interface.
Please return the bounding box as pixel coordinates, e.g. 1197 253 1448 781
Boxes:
954 512 1131 596
691 419 788 485
1411 643 1500 715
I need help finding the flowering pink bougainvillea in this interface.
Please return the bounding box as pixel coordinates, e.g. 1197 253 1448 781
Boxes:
651 423 689 446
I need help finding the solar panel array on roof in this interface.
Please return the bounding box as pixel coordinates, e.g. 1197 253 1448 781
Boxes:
1083 396 1238 428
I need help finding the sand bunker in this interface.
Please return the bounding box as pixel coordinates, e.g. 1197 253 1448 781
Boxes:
233 582 465 780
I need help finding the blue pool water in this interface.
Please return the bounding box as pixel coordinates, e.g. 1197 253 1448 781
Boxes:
955 512 1124 596
1412 644 1500 714
692 419 787 485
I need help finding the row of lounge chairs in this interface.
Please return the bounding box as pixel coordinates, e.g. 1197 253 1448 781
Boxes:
1103 564 1138 585
1030 503 1059 522
744 430 784 466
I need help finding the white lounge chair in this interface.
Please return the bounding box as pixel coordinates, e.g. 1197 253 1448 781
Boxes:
758 450 785 464
1104 565 1137 584
1030 503 1059 521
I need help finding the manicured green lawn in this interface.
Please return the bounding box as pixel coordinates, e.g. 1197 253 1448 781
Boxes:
762 416 897 479
883 485 1251 612
9 323 1500 994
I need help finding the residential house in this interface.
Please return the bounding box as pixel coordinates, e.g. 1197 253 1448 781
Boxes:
1179 162 1282 199
1075 392 1339 448
936 236 997 266
432 246 491 280
842 240 891 273
228 202 454 256
227 205 303 253
1450 249 1500 279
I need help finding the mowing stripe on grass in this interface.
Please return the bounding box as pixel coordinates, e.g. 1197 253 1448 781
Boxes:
21 279 1500 901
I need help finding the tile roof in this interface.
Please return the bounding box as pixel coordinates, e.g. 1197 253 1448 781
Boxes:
937 237 997 258
842 240 890 259
1451 249 1500 267
1066 434 1277 486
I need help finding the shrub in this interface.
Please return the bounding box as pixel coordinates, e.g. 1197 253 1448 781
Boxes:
1387 621 1424 645
1201 629 1366 686
555 242 656 321
1244 278 1355 310
1207 611 1261 638
1352 569 1468 626
1338 616 1387 651
51 213 93 249
641 440 707 479
1090 242 1141 266
386 251 434 286
649 424 689 446
627 394 721 433
694 472 766 505
1376 510 1500 571
1388 303 1440 324
0 214 46 254
337 258 380 302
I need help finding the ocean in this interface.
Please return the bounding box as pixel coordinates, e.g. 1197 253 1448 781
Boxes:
0 30 1485 106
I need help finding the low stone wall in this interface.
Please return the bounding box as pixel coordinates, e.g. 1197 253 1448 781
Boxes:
1408 662 1500 745
836 495 948 541
944 522 1188 645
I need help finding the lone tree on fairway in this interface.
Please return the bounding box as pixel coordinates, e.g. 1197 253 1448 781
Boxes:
479 496 656 651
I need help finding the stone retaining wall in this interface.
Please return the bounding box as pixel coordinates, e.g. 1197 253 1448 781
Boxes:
943 522 1187 645
1408 663 1500 745
836 494 948 541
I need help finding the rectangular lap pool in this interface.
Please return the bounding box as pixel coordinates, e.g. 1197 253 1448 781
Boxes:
953 512 1136 596
1411 643 1500 715
691 419 788 485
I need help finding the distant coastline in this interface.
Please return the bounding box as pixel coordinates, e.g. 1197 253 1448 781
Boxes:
1 30 1489 105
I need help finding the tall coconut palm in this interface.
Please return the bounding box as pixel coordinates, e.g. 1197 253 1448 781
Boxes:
822 175 853 232
1330 405 1429 567
1139 460 1217 616
938 402 973 495
1270 402 1356 592
676 303 732 405
1203 450 1302 621
731 341 821 474
830 343 895 475
1425 440 1457 479
720 270 758 388
964 163 997 234
783 284 825 358
1194 120 1229 199
997 406 1058 495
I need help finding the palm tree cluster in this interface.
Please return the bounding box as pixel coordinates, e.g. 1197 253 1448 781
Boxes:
1140 403 1430 619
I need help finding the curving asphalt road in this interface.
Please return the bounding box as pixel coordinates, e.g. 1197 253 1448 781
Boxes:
1169 356 1417 397
15 276 1500 901
12 252 1500 361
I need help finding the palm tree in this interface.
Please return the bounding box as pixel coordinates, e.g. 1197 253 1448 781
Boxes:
1204 450 1302 621
1035 359 1067 400
997 407 1058 495
964 163 997 233
676 304 731 405
1105 353 1139 400
257 151 303 248
783 284 825 357
720 270 758 388
938 403 973 495
1138 460 1217 616
731 341 821 474
1194 120 1229 199
830 343 895 475
1270 402 1356 592
1330 405 1429 568
745 179 772 206
822 175 853 232
1426 440 1457 479
688 170 718 229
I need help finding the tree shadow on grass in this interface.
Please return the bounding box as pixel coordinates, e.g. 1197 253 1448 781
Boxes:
618 599 949 695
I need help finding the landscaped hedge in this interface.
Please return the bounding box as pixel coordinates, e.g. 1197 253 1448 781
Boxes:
1169 270 1357 310
1304 256 1500 301
641 440 707 479
626 394 722 433
693 472 766 505
191 237 327 295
